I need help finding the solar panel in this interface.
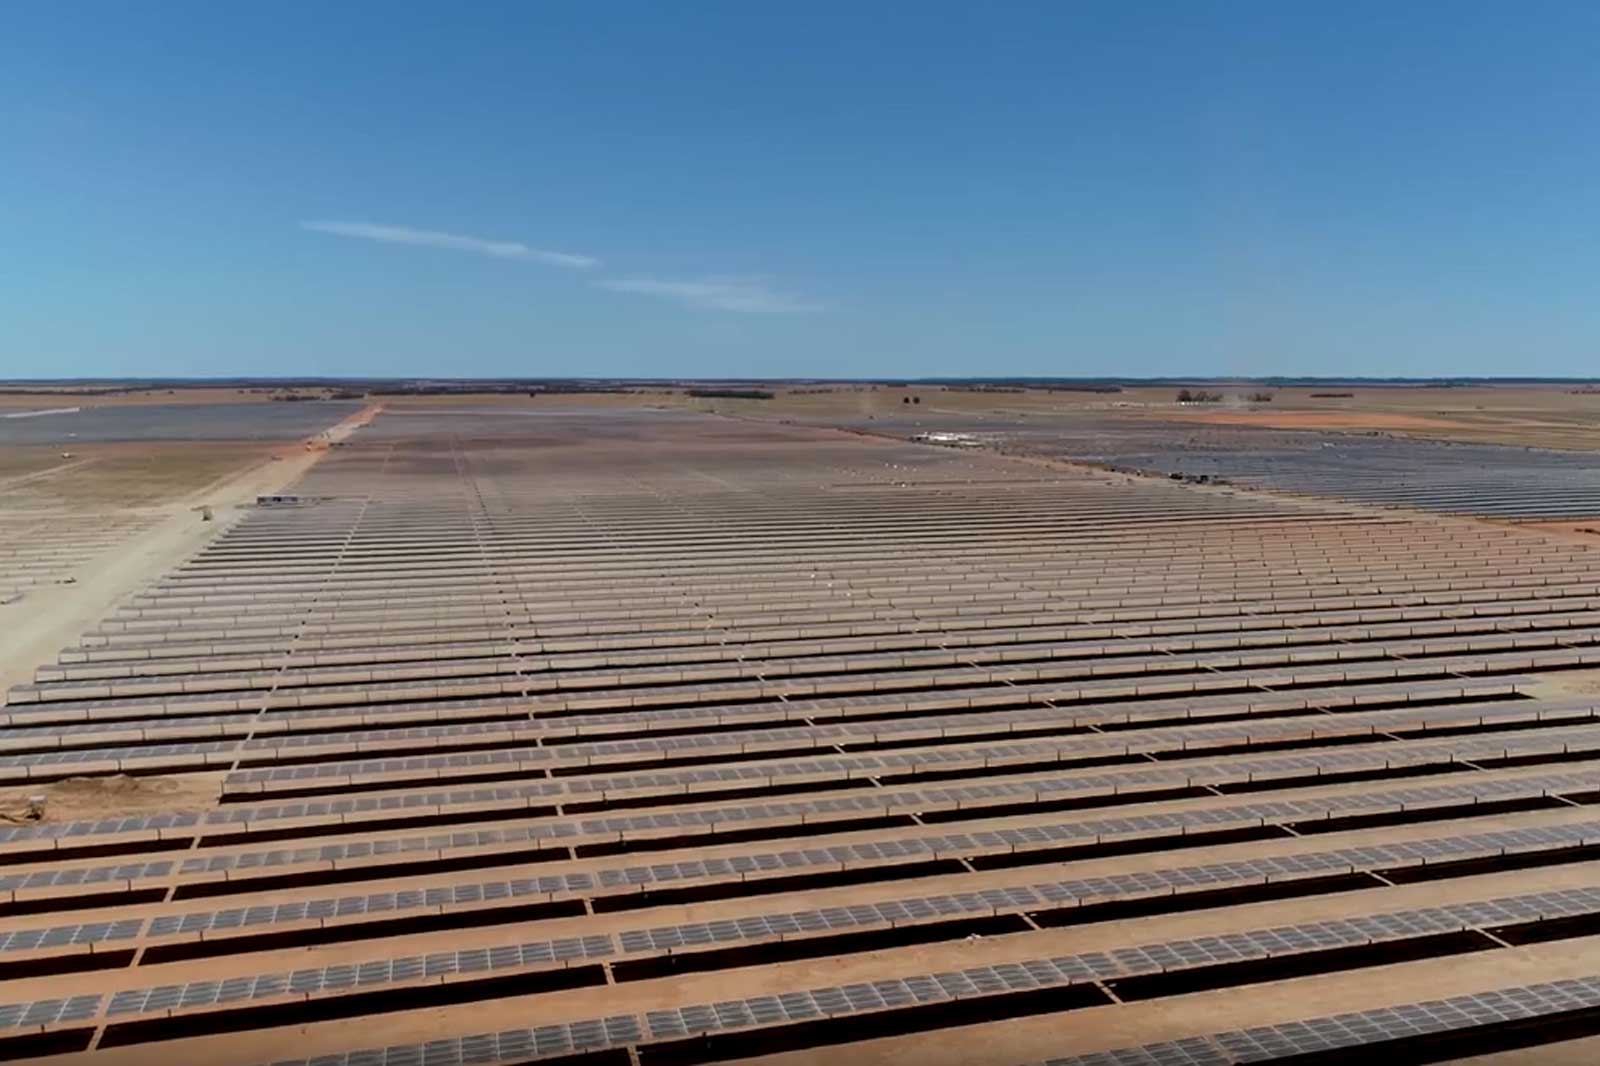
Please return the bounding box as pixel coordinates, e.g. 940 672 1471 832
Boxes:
21 412 1600 1066
1042 975 1600 1065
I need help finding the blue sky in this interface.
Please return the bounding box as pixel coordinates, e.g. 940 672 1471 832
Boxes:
4 2 1599 379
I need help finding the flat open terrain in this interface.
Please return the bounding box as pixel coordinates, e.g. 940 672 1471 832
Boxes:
674 382 1600 452
685 384 1600 520
3 388 1600 1066
0 399 372 695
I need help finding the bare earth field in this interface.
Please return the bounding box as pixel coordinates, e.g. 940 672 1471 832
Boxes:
682 385 1600 520
1 387 1600 1066
0 401 376 695
663 383 1600 452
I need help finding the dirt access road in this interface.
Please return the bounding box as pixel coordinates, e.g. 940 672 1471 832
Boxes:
0 404 380 700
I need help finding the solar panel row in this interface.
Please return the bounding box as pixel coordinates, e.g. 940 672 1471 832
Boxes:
15 884 1596 1035
7 408 1600 1065
1039 974 1600 1065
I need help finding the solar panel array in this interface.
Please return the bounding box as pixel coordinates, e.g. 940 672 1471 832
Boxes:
1038 974 1600 1065
0 512 160 604
824 409 1600 518
1 404 362 605
250 885 1600 1066
4 406 1600 1065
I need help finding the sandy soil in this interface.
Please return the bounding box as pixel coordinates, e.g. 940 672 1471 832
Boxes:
0 773 220 824
0 451 91 485
1520 668 1600 701
0 442 284 510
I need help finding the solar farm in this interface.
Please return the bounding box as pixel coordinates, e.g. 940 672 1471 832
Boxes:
4 395 1600 1066
787 398 1600 519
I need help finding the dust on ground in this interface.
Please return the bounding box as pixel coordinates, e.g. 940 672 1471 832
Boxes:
0 403 380 696
1521 669 1600 701
1510 520 1600 543
0 772 220 824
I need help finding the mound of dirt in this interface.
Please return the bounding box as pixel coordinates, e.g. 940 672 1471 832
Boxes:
0 773 220 824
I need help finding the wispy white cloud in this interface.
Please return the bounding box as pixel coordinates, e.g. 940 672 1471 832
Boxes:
596 277 822 313
301 222 818 310
301 221 598 269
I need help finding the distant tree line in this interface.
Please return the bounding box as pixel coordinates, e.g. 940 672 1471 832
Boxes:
528 385 638 395
369 383 531 396
1175 389 1275 403
269 388 368 401
687 388 774 400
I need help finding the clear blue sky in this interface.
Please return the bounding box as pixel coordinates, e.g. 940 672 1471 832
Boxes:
4 2 1599 379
